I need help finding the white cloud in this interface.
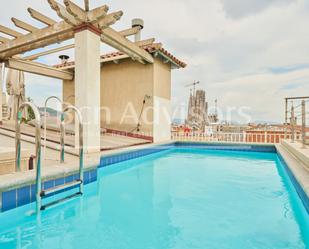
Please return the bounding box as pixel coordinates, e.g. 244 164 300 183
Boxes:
170 0 309 122
209 68 309 121
220 0 295 19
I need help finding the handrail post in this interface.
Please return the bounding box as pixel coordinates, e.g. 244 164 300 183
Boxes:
60 105 84 194
15 112 21 172
44 96 63 159
291 106 295 143
60 113 65 163
79 116 84 194
15 102 41 213
301 100 306 148
15 111 22 172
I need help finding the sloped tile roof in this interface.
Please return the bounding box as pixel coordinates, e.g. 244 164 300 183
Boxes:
55 43 186 69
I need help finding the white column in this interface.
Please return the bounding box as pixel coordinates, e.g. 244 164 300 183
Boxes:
153 96 171 142
74 28 101 153
0 63 3 124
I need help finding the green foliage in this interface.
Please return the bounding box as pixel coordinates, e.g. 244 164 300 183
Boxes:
26 97 35 122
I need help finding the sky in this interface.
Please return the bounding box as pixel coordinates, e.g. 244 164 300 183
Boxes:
1 0 308 123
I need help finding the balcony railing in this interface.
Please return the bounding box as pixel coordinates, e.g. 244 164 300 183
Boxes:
172 131 300 144
285 96 308 148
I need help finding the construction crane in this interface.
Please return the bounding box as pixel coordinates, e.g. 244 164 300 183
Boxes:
185 80 200 93
215 99 218 116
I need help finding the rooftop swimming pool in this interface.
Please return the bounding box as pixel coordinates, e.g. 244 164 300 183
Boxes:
0 145 308 249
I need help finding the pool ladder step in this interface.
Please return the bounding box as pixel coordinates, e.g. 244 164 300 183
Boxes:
40 179 83 197
40 180 83 211
40 192 82 211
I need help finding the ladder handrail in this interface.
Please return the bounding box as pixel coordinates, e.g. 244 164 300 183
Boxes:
60 105 84 194
43 96 63 158
15 102 42 213
43 95 76 157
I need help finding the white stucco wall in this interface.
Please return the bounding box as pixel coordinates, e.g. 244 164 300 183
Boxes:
153 96 171 142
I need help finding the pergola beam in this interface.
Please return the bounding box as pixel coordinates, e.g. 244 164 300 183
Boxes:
11 18 39 33
0 21 74 60
0 37 10 44
97 11 123 29
101 39 155 63
87 5 109 23
64 0 87 22
53 38 156 70
27 8 57 26
0 25 23 38
48 0 80 26
23 37 154 61
101 27 154 63
6 58 73 80
120 26 141 37
23 44 74 60
136 38 155 46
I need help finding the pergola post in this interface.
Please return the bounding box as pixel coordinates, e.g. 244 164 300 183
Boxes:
0 63 3 124
74 26 101 153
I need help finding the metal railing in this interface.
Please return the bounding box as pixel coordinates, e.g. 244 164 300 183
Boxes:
43 96 64 158
16 99 84 212
43 95 78 156
60 105 84 194
15 102 42 213
171 131 298 144
285 97 308 148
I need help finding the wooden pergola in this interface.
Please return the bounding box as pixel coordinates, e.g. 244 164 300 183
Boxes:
0 0 155 152
0 0 154 80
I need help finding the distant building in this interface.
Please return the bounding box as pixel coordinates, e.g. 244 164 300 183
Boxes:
208 114 219 124
186 89 208 131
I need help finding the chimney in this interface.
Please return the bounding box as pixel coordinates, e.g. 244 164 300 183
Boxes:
59 55 70 65
131 18 144 42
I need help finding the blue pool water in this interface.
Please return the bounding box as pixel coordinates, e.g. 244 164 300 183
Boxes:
0 147 308 249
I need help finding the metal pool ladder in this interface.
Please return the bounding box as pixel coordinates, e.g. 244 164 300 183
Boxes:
39 105 84 211
15 102 42 213
16 102 84 212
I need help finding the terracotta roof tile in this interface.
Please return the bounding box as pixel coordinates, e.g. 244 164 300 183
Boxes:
55 43 186 69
